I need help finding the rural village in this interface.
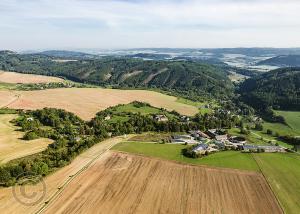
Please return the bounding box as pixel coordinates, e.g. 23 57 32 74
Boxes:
0 4 300 211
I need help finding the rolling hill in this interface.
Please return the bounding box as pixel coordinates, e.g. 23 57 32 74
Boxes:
0 51 233 99
38 50 98 59
257 55 300 67
239 67 300 110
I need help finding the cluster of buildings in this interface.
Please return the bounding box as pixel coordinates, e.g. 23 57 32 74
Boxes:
171 129 286 155
153 114 190 123
153 114 169 122
241 145 285 153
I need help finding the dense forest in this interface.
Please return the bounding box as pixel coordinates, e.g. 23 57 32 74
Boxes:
257 55 300 67
239 67 300 111
0 51 233 99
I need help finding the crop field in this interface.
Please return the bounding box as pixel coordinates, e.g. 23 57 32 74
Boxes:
43 151 281 214
0 88 198 120
0 114 52 164
0 71 63 84
253 153 300 214
113 142 260 171
0 136 131 214
113 142 300 213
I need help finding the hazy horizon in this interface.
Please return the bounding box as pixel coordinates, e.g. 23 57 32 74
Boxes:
1 0 300 51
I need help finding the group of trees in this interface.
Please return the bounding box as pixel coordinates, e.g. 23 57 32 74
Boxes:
0 103 243 186
182 146 208 158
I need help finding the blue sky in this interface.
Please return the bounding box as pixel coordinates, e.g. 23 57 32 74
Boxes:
0 0 299 50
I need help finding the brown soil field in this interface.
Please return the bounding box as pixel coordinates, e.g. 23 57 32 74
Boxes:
0 114 52 164
43 152 282 214
0 136 131 214
0 88 198 120
0 71 63 84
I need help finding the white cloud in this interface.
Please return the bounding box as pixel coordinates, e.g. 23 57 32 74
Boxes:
0 0 299 50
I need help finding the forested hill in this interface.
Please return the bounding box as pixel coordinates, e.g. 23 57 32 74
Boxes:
257 55 300 67
38 50 98 59
239 67 300 110
0 52 233 99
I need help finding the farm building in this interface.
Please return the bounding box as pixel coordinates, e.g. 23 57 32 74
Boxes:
104 115 111 121
229 136 247 145
258 146 285 153
192 144 209 153
171 135 199 144
189 130 210 139
154 114 168 122
241 145 285 153
215 135 228 142
210 141 225 150
180 116 190 122
242 145 259 152
206 129 228 141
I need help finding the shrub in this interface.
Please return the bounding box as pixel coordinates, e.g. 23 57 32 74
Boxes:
23 131 39 140
266 129 273 135
182 146 202 158
254 123 263 131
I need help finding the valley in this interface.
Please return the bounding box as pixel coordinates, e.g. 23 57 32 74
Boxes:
0 48 299 214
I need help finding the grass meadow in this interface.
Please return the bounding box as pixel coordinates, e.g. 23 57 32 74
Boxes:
113 141 260 171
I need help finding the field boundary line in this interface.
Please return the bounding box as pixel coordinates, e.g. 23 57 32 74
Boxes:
0 93 21 108
113 150 261 175
251 154 285 214
34 140 121 214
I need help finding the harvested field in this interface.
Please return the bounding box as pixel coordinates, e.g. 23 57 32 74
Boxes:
0 114 52 164
44 152 282 214
0 88 198 120
0 91 20 108
0 71 63 84
0 136 131 214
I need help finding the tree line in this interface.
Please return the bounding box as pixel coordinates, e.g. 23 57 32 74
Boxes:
0 104 241 186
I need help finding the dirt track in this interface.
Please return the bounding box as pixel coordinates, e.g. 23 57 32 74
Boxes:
43 152 282 214
0 136 131 214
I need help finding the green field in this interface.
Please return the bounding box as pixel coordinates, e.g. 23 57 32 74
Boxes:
108 103 179 123
113 141 300 213
176 97 215 114
274 111 300 135
229 127 292 148
254 111 300 138
228 128 270 145
253 153 300 214
113 142 259 171
0 82 16 90
113 103 162 115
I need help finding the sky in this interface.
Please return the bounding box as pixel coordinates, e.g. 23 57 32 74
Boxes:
0 0 300 51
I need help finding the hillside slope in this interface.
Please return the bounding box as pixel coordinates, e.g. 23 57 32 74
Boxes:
239 67 300 110
257 55 300 67
0 52 233 99
38 50 97 59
